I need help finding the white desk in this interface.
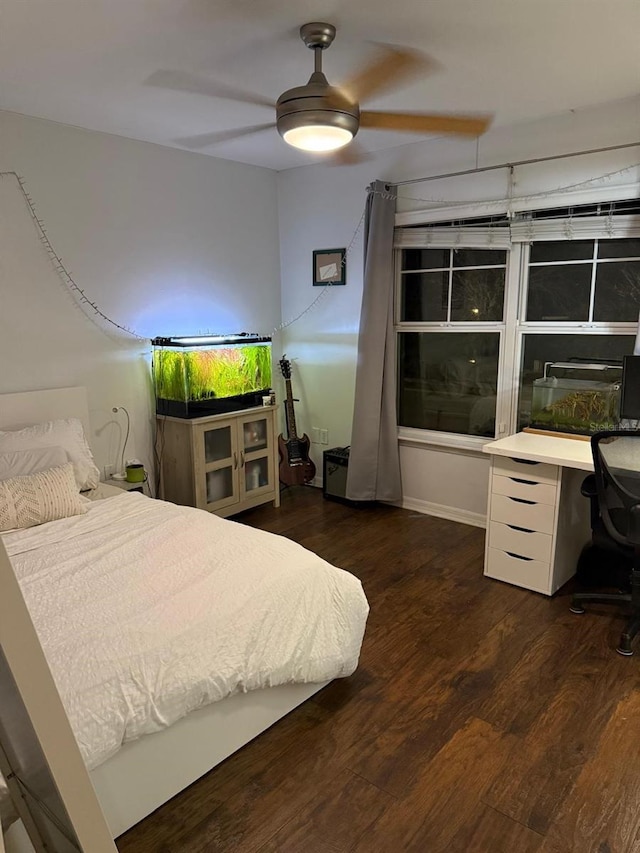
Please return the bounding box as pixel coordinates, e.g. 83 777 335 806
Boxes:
483 432 593 595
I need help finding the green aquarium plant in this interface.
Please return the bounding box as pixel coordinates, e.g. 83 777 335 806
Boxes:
530 380 620 435
152 335 272 404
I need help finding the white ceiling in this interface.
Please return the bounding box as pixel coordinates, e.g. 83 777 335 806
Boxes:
2 0 639 172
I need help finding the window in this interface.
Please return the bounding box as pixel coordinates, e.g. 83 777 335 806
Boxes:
526 239 640 323
396 238 509 440
398 331 500 436
395 204 640 445
517 333 634 431
401 248 506 323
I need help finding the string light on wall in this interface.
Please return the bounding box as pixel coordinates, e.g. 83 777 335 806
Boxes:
267 203 367 337
0 171 147 341
0 170 367 342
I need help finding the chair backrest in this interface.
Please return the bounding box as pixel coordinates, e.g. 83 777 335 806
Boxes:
591 430 640 547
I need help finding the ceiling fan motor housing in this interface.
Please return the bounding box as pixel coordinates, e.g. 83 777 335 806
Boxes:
277 23 360 143
276 74 360 140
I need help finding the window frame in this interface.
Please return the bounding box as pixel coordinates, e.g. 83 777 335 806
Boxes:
395 243 512 451
398 247 509 325
514 239 638 431
395 207 640 451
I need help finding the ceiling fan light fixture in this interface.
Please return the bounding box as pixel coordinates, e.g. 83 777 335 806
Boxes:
282 124 353 152
275 35 360 154
276 100 360 153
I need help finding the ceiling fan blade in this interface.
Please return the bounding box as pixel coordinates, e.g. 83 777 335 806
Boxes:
360 111 492 137
146 70 274 109
339 44 434 104
329 141 371 166
174 123 276 149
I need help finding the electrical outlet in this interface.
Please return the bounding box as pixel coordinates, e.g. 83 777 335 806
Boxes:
104 463 115 479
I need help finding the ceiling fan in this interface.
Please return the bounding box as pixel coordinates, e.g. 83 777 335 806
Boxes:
149 23 492 160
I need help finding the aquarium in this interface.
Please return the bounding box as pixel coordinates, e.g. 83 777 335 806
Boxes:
529 361 622 436
152 334 272 418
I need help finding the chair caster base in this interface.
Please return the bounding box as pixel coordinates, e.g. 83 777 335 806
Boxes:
570 605 586 614
617 646 634 656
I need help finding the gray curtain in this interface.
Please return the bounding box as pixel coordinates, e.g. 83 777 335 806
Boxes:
346 180 401 502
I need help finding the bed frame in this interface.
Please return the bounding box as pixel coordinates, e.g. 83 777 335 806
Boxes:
1 388 327 839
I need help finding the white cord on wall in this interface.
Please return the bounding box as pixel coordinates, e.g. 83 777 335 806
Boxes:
111 406 130 479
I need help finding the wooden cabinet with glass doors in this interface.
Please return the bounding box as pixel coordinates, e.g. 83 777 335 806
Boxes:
157 407 280 517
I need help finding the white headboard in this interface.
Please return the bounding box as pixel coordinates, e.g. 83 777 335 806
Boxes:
0 387 91 437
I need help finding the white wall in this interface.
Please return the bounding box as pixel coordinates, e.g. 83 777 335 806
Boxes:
2 99 638 515
0 111 281 481
277 96 640 521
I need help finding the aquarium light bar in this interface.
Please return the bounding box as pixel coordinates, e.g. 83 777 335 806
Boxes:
543 361 623 379
152 334 271 347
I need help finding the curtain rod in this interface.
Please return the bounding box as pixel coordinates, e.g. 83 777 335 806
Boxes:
390 140 640 188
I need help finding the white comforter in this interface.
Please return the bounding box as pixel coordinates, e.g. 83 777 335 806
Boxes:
2 493 368 772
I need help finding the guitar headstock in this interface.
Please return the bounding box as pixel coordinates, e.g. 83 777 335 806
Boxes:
279 356 292 380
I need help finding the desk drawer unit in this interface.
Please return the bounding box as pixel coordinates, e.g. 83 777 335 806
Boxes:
490 493 556 534
486 548 551 595
485 455 561 594
489 521 553 563
492 457 558 484
491 473 557 506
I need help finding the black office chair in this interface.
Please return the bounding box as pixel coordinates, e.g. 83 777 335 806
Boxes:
570 430 640 656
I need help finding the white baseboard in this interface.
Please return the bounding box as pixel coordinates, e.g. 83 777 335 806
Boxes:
299 480 486 527
400 496 486 528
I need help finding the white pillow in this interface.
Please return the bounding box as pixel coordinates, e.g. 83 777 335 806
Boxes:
0 463 89 531
0 419 99 491
0 446 69 481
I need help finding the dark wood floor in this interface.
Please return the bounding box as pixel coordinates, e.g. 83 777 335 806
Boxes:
117 487 640 853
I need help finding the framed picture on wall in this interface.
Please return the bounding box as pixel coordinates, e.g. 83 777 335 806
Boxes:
313 248 346 286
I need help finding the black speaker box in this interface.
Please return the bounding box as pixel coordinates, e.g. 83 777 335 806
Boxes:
323 447 352 503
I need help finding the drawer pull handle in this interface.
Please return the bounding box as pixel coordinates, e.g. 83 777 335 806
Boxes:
508 497 535 505
507 524 535 533
509 477 537 486
506 552 533 561
511 457 540 466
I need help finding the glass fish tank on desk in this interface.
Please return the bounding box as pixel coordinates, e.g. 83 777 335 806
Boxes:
529 360 622 436
152 334 272 418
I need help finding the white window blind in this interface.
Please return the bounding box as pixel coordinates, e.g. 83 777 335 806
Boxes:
509 214 640 242
396 216 640 249
394 226 511 250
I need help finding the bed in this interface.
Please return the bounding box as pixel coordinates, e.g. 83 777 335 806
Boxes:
0 387 369 844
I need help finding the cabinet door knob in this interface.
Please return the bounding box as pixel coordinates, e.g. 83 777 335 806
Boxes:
233 452 238 469
240 451 245 467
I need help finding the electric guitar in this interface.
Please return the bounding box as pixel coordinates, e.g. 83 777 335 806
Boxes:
278 356 316 486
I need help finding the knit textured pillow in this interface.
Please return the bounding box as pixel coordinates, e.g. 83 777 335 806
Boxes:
0 463 88 531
